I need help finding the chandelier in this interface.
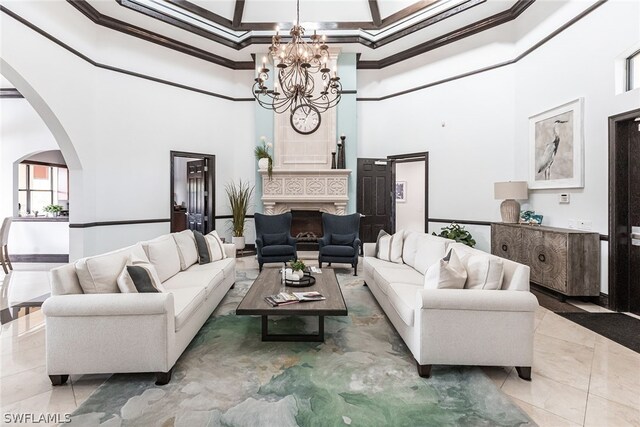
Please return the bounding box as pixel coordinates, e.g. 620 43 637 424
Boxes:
252 0 342 114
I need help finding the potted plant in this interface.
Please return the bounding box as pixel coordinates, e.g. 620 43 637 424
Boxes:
254 136 273 180
289 259 306 280
225 180 254 251
432 222 476 247
43 204 64 217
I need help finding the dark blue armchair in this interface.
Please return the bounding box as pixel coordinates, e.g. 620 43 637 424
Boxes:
318 213 361 276
254 212 297 272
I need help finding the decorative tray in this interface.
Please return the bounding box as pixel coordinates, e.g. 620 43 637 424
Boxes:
285 271 316 287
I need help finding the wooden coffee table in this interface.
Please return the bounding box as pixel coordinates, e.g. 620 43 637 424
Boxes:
236 268 347 342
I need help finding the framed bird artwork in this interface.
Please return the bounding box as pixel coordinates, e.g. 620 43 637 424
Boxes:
528 98 584 189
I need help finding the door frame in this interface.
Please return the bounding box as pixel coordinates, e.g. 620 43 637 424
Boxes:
170 151 216 234
608 108 640 311
387 152 429 234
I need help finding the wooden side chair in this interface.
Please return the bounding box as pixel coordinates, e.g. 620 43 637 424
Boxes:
1 217 13 274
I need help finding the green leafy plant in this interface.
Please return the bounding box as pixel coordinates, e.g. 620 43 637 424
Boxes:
225 180 254 237
290 259 306 272
43 204 64 215
254 136 273 180
432 222 476 247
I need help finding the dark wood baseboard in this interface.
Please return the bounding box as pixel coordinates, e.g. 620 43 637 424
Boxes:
9 254 69 263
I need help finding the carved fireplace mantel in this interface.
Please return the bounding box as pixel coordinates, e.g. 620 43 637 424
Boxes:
260 169 351 215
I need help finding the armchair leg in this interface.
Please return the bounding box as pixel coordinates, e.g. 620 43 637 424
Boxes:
49 375 69 386
318 262 322 268
259 263 263 272
516 367 531 381
155 368 173 385
353 264 358 276
416 363 432 378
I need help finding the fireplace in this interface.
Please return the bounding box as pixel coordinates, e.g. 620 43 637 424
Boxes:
291 210 323 251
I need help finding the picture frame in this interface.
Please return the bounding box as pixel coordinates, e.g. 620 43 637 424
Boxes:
528 98 584 189
395 181 406 203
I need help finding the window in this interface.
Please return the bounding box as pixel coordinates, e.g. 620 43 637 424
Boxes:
18 163 69 216
628 50 640 91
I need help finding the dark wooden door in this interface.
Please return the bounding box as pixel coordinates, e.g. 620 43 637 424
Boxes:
610 111 640 314
187 160 206 233
357 158 392 243
629 120 640 315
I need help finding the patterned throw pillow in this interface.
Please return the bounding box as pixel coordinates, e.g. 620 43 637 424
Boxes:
375 229 404 264
194 230 227 264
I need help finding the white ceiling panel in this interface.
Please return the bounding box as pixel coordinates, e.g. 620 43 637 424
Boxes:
377 0 422 20
243 0 372 24
190 0 237 21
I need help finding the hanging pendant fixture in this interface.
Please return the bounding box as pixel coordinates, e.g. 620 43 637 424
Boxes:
252 0 342 115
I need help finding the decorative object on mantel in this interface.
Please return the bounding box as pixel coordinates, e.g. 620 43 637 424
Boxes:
252 0 342 115
432 222 476 248
529 98 584 189
519 210 544 225
331 152 337 169
254 136 273 179
225 180 254 252
337 135 346 169
494 181 528 224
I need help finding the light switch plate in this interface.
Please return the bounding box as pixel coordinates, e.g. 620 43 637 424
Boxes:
559 193 570 204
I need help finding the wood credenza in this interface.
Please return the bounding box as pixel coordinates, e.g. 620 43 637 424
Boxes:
491 223 600 299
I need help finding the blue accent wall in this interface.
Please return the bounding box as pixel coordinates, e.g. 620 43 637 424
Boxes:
254 57 274 213
337 53 358 213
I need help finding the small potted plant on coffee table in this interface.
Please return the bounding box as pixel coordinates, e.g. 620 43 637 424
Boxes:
289 260 306 280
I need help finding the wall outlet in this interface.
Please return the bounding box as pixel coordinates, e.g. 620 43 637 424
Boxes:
576 219 592 230
568 219 577 229
559 193 570 204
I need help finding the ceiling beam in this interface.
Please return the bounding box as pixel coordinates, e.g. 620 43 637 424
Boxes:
368 0 382 27
232 0 245 29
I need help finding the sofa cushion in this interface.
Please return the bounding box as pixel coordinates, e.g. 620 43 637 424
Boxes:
262 232 288 246
363 256 406 279
169 287 206 332
172 230 198 271
331 233 356 245
375 229 404 263
262 245 296 257
144 235 182 283
401 231 422 269
460 252 505 290
75 243 148 294
194 230 227 264
117 256 164 293
162 268 224 299
321 245 355 257
373 265 424 295
387 283 420 326
413 235 451 275
188 258 235 282
424 249 467 290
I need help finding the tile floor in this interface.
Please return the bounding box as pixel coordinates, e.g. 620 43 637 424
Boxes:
0 258 639 426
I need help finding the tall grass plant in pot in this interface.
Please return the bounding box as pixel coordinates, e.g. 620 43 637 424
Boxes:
225 180 254 250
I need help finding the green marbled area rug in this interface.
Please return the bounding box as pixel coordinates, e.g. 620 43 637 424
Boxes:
69 269 535 427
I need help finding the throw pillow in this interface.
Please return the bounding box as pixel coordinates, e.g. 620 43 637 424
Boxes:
117 256 164 293
331 233 356 245
172 230 198 271
194 230 227 264
375 229 404 264
461 252 505 290
143 235 181 283
75 243 148 294
262 232 288 246
424 249 467 290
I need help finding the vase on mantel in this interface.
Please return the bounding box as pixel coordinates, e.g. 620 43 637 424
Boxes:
331 152 337 169
337 135 346 169
258 158 269 170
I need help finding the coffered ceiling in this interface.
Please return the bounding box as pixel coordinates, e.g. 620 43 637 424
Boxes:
70 0 532 69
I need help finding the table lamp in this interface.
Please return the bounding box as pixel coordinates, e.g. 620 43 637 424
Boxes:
494 181 528 223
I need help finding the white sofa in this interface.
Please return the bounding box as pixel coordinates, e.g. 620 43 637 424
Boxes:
363 232 538 380
43 231 236 386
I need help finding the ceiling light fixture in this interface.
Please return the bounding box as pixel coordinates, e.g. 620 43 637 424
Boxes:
252 0 342 115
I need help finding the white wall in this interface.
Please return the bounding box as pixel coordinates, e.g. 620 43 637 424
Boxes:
395 161 425 233
1 3 255 258
358 0 640 293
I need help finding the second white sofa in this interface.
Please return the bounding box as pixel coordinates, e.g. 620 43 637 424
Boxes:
43 230 236 386
363 231 538 380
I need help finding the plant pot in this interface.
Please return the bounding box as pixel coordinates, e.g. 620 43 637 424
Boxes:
258 158 269 170
232 236 246 251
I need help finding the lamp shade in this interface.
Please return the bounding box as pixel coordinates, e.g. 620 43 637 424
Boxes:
494 181 528 200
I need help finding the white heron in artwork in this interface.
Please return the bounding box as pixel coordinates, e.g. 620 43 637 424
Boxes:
537 119 568 180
